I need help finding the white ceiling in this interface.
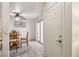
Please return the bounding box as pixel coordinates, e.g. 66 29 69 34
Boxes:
10 2 45 19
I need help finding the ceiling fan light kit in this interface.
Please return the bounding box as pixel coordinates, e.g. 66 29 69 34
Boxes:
15 17 20 20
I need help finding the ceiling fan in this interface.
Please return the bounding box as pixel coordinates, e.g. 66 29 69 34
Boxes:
10 11 26 20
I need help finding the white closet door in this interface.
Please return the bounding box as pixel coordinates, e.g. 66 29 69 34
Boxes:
43 2 64 57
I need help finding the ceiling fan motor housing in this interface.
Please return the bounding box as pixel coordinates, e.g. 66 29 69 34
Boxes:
15 13 19 17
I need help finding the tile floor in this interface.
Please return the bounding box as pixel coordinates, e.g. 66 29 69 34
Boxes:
10 41 43 57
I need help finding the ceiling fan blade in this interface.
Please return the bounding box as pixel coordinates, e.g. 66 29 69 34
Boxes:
10 13 16 16
20 16 26 20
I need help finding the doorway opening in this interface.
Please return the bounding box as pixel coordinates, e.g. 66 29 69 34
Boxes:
9 2 44 57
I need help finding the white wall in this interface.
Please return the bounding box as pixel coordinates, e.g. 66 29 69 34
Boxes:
0 2 2 32
9 17 36 41
2 2 10 57
72 3 79 44
0 3 2 56
27 19 36 40
72 3 79 57
0 18 2 32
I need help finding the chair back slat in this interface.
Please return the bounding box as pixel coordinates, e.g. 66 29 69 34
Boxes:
26 32 28 39
0 32 2 41
9 32 19 40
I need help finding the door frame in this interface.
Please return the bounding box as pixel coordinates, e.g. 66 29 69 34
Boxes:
43 2 72 57
62 2 72 57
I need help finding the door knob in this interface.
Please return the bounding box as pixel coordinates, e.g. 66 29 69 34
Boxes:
56 39 62 43
59 35 62 38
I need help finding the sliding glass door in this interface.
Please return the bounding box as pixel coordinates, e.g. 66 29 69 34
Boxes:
40 21 43 43
37 21 43 44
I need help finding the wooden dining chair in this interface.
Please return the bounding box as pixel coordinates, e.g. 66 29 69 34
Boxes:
0 32 2 50
21 32 28 47
9 32 19 52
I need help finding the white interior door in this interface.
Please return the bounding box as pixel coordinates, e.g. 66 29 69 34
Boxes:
43 2 64 57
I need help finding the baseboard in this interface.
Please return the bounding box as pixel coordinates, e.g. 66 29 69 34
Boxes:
37 40 43 45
